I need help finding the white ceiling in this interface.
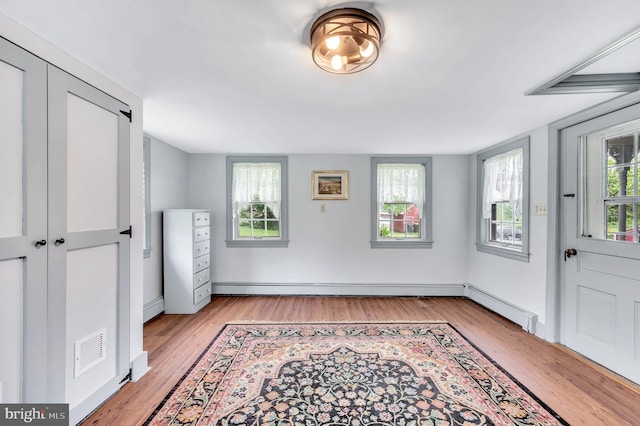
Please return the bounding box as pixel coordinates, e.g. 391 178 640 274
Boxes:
1 0 640 154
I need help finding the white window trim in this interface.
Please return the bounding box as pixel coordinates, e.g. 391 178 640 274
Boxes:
370 156 433 249
476 136 530 262
143 135 152 258
226 156 289 248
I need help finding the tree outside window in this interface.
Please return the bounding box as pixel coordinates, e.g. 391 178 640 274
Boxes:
226 157 288 248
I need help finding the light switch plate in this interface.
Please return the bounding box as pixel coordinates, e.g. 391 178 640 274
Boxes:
535 203 547 215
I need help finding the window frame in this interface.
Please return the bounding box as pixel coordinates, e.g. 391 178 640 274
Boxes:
226 156 289 248
475 136 530 262
370 156 433 249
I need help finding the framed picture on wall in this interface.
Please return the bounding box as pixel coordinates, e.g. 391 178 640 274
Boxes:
312 170 349 200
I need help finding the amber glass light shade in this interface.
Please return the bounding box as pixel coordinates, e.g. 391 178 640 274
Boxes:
310 8 381 74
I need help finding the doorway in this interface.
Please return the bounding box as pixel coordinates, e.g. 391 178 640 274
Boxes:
558 101 640 384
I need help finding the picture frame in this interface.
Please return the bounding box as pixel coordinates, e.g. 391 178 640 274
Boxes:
312 170 349 200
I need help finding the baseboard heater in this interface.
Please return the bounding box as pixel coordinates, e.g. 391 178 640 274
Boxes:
465 284 537 334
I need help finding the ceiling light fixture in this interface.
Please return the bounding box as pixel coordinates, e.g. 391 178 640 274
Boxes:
310 8 381 74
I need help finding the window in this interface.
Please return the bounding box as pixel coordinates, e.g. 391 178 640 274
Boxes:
581 119 640 243
226 156 288 247
371 157 433 248
476 136 529 261
143 135 151 258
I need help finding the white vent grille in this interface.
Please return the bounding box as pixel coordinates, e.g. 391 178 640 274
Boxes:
74 328 107 378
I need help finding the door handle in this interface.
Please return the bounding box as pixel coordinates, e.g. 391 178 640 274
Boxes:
54 238 65 246
564 248 577 261
34 239 47 248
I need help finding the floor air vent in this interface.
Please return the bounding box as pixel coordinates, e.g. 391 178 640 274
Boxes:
74 328 107 377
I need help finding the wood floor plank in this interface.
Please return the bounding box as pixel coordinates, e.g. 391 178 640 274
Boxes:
82 296 640 425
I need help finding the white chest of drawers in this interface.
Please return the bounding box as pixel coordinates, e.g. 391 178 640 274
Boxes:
163 209 212 314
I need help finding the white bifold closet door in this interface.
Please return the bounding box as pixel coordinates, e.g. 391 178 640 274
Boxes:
0 37 47 404
0 38 131 423
47 66 131 424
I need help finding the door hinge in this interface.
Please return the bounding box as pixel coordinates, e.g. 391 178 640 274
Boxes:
119 369 132 385
120 226 132 238
120 109 132 122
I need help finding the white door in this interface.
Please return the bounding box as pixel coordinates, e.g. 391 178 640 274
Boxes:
561 102 640 384
47 66 131 423
0 37 47 403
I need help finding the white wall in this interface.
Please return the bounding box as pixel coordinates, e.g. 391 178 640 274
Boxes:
143 136 189 319
187 154 470 293
467 126 550 334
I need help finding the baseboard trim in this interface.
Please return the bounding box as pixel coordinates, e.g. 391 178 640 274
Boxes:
130 351 150 382
534 320 546 340
465 284 537 334
143 296 164 323
212 282 466 297
72 382 120 425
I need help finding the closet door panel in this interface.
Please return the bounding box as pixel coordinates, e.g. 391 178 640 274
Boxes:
48 65 130 422
66 93 119 232
0 37 47 403
66 245 118 407
0 259 23 402
0 60 24 239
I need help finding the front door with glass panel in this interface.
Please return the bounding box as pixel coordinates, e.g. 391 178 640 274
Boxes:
561 103 640 384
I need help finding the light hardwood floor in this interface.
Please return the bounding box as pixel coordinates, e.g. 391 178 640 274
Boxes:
83 296 640 425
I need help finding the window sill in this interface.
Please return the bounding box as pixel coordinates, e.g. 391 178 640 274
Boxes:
226 239 289 248
370 240 433 249
475 243 529 262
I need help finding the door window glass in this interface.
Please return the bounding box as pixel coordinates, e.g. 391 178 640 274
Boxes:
580 118 640 242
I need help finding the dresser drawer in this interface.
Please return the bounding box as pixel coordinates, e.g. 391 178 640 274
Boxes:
193 254 210 273
193 212 210 226
193 268 210 288
193 226 210 242
193 240 210 257
193 282 212 305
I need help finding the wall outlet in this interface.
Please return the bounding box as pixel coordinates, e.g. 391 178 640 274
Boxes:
320 204 326 213
534 203 547 215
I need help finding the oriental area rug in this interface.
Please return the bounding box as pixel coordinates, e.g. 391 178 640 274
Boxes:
145 322 568 426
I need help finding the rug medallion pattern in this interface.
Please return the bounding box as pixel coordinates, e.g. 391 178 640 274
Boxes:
145 323 567 426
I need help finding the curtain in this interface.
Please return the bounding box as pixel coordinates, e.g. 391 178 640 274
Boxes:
377 163 425 217
482 148 523 219
232 162 281 217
